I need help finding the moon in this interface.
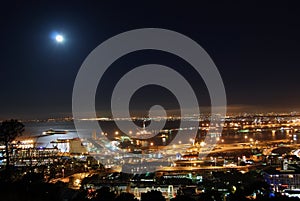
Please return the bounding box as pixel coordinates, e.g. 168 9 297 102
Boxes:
55 34 64 43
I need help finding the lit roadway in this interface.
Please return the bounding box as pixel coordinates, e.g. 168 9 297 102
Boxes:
162 139 300 156
156 165 250 172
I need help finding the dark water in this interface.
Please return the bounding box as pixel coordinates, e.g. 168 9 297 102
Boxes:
23 121 78 148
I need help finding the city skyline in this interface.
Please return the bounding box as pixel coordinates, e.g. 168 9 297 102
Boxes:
3 2 300 200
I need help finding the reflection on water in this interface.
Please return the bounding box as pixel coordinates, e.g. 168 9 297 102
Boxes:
23 121 78 148
22 121 298 148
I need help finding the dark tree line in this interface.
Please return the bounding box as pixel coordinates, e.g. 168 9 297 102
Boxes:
0 119 24 169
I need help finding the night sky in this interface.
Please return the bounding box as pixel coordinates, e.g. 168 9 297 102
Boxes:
1 1 300 119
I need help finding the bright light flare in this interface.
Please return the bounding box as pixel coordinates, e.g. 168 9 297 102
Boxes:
55 34 64 43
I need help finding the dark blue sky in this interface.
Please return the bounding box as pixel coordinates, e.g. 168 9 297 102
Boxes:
1 1 300 119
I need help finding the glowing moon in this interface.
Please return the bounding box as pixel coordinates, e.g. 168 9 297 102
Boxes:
55 34 64 43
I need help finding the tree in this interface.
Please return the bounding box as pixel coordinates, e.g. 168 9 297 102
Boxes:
0 119 24 169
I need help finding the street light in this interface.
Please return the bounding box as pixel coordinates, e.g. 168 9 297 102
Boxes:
244 135 248 144
210 156 217 166
190 138 195 146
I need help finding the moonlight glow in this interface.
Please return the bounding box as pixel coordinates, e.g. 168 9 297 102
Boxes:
55 34 64 43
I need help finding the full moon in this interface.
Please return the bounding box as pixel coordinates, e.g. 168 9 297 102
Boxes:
55 34 64 43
